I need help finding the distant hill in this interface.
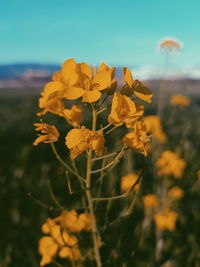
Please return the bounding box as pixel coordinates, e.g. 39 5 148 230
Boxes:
0 63 60 80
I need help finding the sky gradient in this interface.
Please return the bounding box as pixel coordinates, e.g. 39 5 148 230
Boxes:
1 0 200 68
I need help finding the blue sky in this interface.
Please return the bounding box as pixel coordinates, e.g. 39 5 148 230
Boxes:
0 0 200 67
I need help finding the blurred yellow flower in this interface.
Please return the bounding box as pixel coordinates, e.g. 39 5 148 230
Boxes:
170 95 191 107
123 120 150 156
154 209 178 231
143 115 167 143
168 186 184 200
63 105 83 127
143 194 159 209
156 150 186 178
65 126 104 159
108 92 144 127
121 67 152 103
59 247 80 260
121 174 139 192
33 123 59 146
39 236 58 266
197 170 200 180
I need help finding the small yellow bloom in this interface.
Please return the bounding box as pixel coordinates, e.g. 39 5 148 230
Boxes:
78 213 92 231
143 194 159 209
98 62 117 94
168 186 184 200
121 174 139 192
170 95 191 107
63 105 83 127
59 247 80 261
156 150 186 178
76 62 112 102
108 92 144 127
121 67 152 103
154 209 178 231
143 115 167 143
39 236 58 266
123 120 150 156
33 123 60 146
65 126 105 159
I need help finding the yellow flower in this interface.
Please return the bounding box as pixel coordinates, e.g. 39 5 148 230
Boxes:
98 62 117 94
123 120 150 156
197 170 200 180
121 67 152 103
33 123 60 146
65 126 105 159
121 174 139 192
63 105 83 127
170 95 191 107
51 58 85 100
143 194 159 209
38 95 65 116
156 150 186 178
39 236 58 266
59 247 80 261
108 92 144 127
78 213 92 231
143 115 167 143
154 209 178 231
76 62 112 102
168 186 184 200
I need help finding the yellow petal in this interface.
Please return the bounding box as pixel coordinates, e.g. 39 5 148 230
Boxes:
79 62 92 80
65 129 84 149
62 86 84 100
134 85 153 103
62 58 78 85
43 81 64 97
123 67 133 87
82 90 101 103
92 71 111 91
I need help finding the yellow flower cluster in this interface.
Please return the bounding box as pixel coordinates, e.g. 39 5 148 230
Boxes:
156 150 186 178
39 210 91 266
170 95 191 107
143 115 167 143
120 174 139 192
65 126 105 160
143 194 159 209
168 186 184 200
154 209 178 231
34 59 152 158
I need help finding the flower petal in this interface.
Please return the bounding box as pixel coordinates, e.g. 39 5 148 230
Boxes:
62 58 78 85
62 86 84 100
123 67 133 87
134 85 153 103
82 90 101 103
65 129 85 149
92 71 111 91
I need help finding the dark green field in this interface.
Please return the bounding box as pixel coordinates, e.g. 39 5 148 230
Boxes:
1 86 200 267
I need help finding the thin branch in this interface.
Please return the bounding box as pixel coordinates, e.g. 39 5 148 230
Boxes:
105 126 117 135
97 123 111 132
50 143 86 184
47 180 64 209
91 145 126 174
93 171 142 201
92 151 117 161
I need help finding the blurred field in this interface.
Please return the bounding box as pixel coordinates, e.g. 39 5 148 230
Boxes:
1 83 200 267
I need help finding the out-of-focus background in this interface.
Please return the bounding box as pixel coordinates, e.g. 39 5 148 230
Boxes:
1 1 200 266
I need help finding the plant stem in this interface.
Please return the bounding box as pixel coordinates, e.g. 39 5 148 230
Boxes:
50 143 86 184
85 105 102 267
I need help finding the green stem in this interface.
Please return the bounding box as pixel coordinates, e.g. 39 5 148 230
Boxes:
85 105 102 267
50 143 86 184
